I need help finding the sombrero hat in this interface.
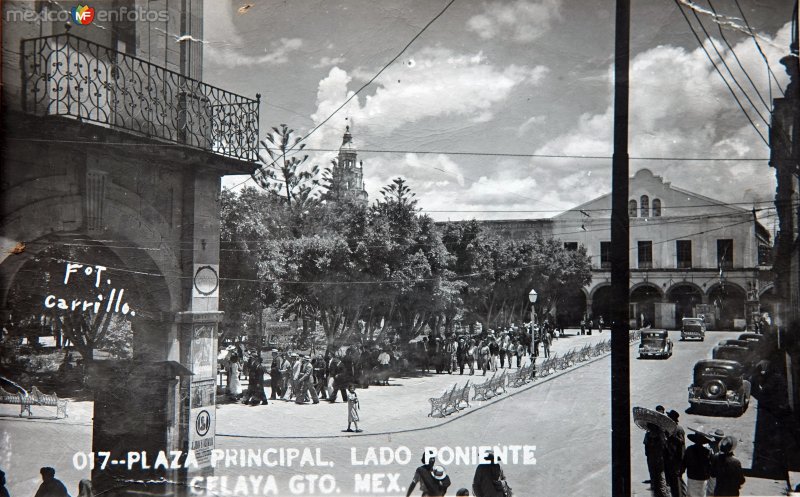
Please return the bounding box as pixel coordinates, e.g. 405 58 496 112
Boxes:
633 407 678 436
687 432 711 444
689 425 725 441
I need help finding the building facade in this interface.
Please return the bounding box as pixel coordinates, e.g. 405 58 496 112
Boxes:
468 169 772 330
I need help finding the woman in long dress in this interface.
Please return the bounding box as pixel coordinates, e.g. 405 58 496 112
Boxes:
227 354 242 400
346 384 361 432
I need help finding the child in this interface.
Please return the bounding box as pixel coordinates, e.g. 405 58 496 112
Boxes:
346 384 361 432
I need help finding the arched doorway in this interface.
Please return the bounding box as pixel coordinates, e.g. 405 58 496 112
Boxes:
759 286 779 317
591 285 612 324
2 234 171 381
667 283 703 325
557 289 587 328
630 284 662 328
708 284 746 330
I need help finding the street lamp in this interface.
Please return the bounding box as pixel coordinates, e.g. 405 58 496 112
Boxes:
528 289 538 327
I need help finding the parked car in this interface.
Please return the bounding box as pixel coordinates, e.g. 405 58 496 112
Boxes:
712 343 754 373
737 332 763 343
638 329 673 359
688 359 751 415
681 317 706 341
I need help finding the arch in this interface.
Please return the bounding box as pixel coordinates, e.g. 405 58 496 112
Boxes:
640 195 649 217
628 199 637 218
630 283 662 328
1 185 181 313
590 284 612 323
652 198 662 217
667 283 704 324
556 287 587 328
707 283 747 330
757 282 774 297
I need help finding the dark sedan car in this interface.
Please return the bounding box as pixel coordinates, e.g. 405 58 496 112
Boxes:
688 359 751 415
638 329 673 359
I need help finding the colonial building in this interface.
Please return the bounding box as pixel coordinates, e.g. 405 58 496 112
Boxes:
464 169 773 329
554 169 772 330
322 126 369 205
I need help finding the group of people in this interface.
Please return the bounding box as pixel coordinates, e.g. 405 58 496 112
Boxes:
644 405 745 497
413 320 561 376
579 315 604 335
406 450 511 497
0 467 93 497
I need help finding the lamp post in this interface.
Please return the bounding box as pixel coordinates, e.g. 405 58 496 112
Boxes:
528 289 538 327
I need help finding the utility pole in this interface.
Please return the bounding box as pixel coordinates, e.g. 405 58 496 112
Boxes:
611 1 631 497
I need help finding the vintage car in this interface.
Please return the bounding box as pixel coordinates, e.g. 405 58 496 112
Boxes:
738 332 763 343
688 359 751 415
712 342 754 372
680 317 706 341
638 329 673 359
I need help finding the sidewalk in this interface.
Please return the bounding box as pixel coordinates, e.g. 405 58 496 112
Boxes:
215 330 613 439
0 330 615 438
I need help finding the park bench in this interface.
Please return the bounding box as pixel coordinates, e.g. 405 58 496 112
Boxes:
491 371 507 395
428 383 458 418
454 380 471 411
0 386 69 418
471 373 496 401
508 364 532 387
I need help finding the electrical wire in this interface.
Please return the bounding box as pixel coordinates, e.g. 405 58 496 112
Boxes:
706 0 771 112
733 0 787 100
686 1 771 128
674 0 770 146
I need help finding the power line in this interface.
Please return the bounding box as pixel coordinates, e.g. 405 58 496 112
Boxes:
230 0 459 196
706 0 771 113
686 0 771 128
733 0 786 99
674 0 770 146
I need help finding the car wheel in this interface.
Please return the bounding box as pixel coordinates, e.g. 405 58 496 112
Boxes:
703 380 726 399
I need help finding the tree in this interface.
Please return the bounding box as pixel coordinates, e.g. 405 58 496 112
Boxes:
253 124 320 209
6 243 138 362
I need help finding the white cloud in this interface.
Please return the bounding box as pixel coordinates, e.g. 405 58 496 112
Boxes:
517 115 547 136
467 0 561 43
526 22 792 210
206 38 303 68
313 55 347 68
307 47 548 150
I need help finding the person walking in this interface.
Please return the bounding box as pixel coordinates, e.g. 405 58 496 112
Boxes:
598 316 605 333
0 469 9 497
644 423 671 497
245 355 268 405
269 350 282 400
346 385 361 432
34 467 70 497
406 453 437 497
279 353 294 400
472 450 507 497
226 354 242 401
665 410 686 497
683 430 712 497
710 436 745 496
296 355 319 404
428 466 452 497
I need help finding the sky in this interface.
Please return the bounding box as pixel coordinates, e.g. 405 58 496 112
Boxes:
202 0 796 222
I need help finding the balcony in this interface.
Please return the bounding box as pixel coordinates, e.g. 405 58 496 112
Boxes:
21 33 259 163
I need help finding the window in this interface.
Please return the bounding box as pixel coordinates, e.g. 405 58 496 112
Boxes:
600 242 612 269
628 200 637 217
652 199 661 217
640 195 649 217
717 239 733 269
676 240 692 269
564 242 578 251
638 241 653 269
758 244 771 266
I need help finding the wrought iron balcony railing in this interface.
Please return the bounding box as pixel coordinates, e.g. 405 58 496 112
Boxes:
21 33 260 163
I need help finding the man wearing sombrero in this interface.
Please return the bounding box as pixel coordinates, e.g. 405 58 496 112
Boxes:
710 436 745 496
683 429 712 497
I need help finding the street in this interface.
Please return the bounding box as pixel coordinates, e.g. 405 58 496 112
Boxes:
1 330 788 496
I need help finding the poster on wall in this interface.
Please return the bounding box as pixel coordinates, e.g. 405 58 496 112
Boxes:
1 1 798 496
